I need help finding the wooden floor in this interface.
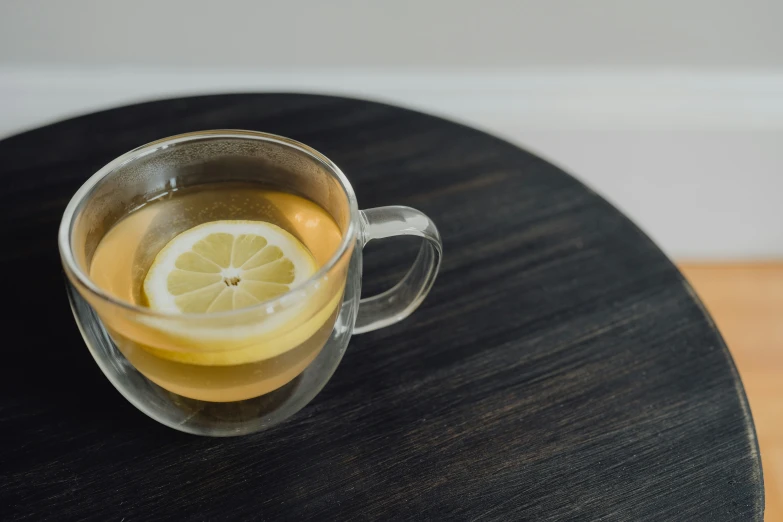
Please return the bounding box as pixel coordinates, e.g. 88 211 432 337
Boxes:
680 263 783 521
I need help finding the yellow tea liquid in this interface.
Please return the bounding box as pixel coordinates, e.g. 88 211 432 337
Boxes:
89 184 344 402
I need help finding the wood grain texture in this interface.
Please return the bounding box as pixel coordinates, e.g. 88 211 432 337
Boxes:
680 263 783 521
0 94 762 521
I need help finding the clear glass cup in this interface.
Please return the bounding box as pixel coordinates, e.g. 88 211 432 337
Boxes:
58 131 442 436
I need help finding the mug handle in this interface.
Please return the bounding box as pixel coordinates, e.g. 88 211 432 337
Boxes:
354 206 443 334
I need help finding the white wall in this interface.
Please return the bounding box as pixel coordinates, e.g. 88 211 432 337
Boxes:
1 1 782 258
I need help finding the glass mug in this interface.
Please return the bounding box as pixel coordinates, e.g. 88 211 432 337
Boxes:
58 131 442 436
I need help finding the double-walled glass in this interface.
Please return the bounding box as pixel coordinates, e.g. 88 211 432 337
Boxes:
58 131 441 436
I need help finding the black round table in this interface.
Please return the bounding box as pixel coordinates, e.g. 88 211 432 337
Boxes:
0 94 763 520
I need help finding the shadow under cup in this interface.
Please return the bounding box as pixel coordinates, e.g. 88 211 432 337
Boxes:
60 132 361 436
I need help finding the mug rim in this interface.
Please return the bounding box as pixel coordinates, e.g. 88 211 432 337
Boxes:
57 130 360 320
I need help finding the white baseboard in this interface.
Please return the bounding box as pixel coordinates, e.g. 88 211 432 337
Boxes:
2 66 782 258
3 67 783 136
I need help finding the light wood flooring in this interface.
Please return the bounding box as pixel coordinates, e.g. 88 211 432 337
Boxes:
680 263 783 520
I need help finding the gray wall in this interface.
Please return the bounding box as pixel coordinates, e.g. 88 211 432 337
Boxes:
2 0 782 69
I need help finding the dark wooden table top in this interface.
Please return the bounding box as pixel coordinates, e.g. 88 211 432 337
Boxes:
0 94 763 521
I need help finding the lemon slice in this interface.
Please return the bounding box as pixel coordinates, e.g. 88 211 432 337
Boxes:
143 220 317 314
